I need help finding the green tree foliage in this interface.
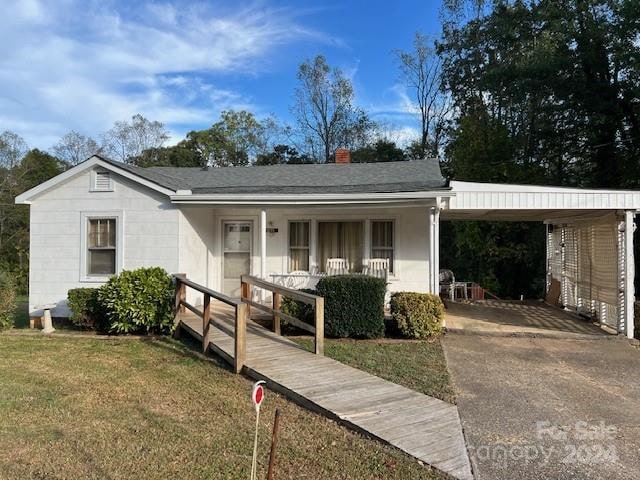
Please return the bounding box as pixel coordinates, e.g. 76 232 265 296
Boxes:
182 110 273 167
0 144 67 292
436 0 640 297
134 145 202 167
351 140 406 163
255 144 314 165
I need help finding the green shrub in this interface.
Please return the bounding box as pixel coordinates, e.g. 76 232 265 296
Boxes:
67 288 108 331
316 275 386 338
98 267 174 334
0 272 16 331
280 289 316 333
390 292 444 339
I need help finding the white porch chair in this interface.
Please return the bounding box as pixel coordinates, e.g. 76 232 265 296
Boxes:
365 258 389 282
326 258 349 276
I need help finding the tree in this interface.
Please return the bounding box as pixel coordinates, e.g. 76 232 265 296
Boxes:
0 147 66 292
53 131 100 165
101 114 170 163
396 33 451 158
134 145 202 168
183 110 273 167
351 140 406 163
293 55 376 162
255 144 314 165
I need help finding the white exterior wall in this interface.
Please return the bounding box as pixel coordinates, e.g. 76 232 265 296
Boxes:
28 169 433 317
28 168 180 316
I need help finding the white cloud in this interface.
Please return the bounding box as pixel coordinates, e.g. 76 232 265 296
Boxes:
0 0 331 149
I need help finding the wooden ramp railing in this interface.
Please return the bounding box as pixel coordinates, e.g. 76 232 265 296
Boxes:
241 274 325 356
173 274 248 373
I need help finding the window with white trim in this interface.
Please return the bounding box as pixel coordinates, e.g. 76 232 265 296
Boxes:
87 218 117 275
371 220 394 274
289 221 310 272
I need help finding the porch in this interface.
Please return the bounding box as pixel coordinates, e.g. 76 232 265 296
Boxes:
177 203 442 301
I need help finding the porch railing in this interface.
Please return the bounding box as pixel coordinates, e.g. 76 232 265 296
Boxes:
240 274 324 356
172 274 248 373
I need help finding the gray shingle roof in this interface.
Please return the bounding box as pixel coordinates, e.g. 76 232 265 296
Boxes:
97 155 449 194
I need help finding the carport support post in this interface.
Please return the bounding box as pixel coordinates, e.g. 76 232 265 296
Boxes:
623 210 636 339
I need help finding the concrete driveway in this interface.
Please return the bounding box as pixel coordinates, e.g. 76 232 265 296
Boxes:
443 335 640 480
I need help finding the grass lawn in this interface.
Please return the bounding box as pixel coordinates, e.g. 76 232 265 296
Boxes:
0 334 443 480
293 337 455 404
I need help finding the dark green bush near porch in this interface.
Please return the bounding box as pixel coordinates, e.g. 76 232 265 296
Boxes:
316 275 386 338
281 288 317 333
67 288 108 331
0 271 16 331
390 292 444 339
98 267 174 334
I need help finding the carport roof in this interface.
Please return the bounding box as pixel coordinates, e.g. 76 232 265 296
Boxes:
443 181 640 221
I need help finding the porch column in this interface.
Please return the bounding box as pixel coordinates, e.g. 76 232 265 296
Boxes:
623 210 636 338
260 209 267 302
428 206 440 295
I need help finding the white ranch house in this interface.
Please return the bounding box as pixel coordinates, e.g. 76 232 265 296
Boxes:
15 154 640 338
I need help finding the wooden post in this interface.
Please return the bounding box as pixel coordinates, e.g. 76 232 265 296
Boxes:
173 274 187 338
202 293 211 353
234 302 248 373
267 409 282 480
314 297 324 356
241 279 251 318
272 292 281 335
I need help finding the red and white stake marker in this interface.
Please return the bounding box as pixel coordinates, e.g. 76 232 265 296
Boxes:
250 381 266 480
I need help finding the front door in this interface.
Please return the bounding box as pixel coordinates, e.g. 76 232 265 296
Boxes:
222 222 251 297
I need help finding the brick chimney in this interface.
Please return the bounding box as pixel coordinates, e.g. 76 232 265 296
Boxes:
335 148 351 164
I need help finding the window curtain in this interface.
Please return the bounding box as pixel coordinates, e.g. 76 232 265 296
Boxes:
318 222 363 272
371 221 394 273
289 221 310 271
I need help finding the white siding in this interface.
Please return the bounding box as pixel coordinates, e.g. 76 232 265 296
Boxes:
29 168 179 316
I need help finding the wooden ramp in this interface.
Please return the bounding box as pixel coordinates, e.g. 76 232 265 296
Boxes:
178 301 473 480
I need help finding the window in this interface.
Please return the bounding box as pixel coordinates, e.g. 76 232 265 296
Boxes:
87 218 116 275
289 221 310 272
318 221 364 273
371 220 394 274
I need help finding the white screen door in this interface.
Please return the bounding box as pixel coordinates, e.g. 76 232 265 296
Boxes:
223 222 251 297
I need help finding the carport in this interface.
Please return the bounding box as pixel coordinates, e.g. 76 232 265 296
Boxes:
433 181 640 339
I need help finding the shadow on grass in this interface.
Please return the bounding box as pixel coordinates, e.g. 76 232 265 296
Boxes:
12 296 29 329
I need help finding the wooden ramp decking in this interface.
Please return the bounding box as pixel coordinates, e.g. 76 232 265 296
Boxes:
178 301 473 480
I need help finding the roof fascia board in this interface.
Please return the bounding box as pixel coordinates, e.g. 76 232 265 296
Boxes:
170 190 454 206
451 180 640 195
15 156 175 204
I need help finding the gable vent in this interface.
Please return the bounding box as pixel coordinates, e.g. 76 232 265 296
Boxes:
94 171 112 191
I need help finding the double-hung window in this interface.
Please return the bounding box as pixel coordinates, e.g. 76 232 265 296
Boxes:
289 221 310 272
87 218 117 276
371 220 394 274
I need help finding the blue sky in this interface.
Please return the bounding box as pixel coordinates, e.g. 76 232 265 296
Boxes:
1 0 443 151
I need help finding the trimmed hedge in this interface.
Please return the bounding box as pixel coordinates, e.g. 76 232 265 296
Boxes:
316 275 386 338
98 267 174 334
67 288 108 331
0 271 16 331
390 292 444 339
